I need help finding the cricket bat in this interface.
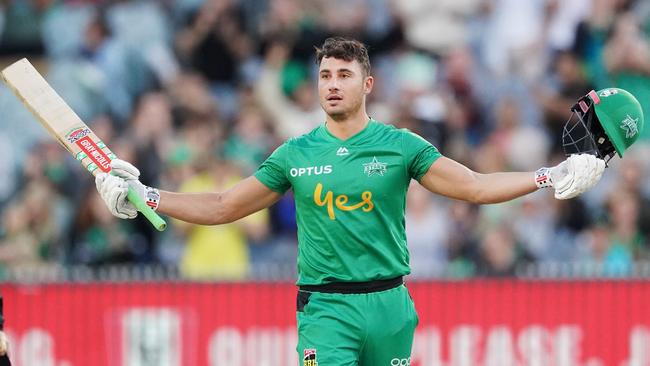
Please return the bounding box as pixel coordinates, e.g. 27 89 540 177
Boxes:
1 58 166 231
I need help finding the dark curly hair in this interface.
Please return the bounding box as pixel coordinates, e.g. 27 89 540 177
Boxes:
315 37 371 76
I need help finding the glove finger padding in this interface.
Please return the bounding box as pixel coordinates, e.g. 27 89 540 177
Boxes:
572 154 600 195
550 160 572 193
554 154 605 200
554 156 582 200
581 155 605 194
95 173 137 219
95 172 107 193
110 182 137 219
110 159 140 181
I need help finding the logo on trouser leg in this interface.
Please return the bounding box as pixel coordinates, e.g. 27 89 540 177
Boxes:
390 357 411 366
304 349 318 366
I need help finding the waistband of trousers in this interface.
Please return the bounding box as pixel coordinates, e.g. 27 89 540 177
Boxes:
298 276 403 294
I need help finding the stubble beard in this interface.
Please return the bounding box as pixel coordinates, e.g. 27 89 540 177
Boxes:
324 98 363 122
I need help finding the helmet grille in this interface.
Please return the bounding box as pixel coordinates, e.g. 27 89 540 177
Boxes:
562 95 616 164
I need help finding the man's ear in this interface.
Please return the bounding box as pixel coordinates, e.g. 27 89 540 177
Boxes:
364 76 374 95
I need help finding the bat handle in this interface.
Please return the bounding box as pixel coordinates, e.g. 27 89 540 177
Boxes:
127 186 167 231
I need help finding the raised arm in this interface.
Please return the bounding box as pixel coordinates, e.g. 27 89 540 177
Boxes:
419 154 605 203
157 176 282 225
95 160 283 226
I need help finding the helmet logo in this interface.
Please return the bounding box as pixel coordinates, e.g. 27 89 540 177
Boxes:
599 89 619 97
620 114 639 138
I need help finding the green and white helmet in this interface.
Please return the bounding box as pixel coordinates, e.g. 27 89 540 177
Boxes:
562 88 644 163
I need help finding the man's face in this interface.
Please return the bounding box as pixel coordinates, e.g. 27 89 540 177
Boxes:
318 57 373 121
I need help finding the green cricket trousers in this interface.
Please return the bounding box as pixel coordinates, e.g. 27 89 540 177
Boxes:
296 276 418 366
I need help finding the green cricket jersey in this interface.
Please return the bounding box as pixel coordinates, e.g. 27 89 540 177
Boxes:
254 119 441 285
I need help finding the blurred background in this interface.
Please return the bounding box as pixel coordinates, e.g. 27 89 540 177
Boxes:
1 0 650 365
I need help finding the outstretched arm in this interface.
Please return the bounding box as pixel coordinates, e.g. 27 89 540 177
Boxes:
419 157 537 204
157 176 282 225
96 160 283 226
419 154 605 203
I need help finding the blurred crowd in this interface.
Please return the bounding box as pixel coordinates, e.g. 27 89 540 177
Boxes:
1 0 650 280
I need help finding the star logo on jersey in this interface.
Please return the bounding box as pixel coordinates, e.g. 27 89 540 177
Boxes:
620 114 639 138
363 156 387 177
336 147 349 156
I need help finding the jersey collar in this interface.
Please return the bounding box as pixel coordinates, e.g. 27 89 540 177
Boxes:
320 118 377 144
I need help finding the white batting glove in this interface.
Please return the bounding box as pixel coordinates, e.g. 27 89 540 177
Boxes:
535 154 605 200
0 330 8 356
95 159 161 219
110 158 140 181
95 173 137 219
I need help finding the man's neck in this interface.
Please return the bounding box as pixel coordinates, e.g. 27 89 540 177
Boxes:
325 110 371 140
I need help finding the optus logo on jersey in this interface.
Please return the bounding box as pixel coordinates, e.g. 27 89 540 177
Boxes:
313 183 374 220
290 165 333 177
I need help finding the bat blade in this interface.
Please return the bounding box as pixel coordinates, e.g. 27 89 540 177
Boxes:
1 58 166 231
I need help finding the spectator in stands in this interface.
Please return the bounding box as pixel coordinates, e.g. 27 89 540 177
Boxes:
223 107 274 175
537 50 595 155
167 72 220 122
175 0 254 118
615 155 650 239
0 132 16 206
475 225 532 277
405 183 449 278
0 0 50 55
474 97 548 173
176 160 270 280
577 187 644 277
510 194 556 262
446 201 480 277
0 181 62 272
80 12 133 124
1 0 650 280
254 42 324 139
604 11 650 142
440 47 488 150
393 0 480 56
68 187 142 265
607 189 646 261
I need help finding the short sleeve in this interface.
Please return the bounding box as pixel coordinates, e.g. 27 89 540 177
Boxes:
254 143 291 193
402 130 442 181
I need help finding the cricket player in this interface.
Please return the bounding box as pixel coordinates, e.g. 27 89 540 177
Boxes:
96 37 642 365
